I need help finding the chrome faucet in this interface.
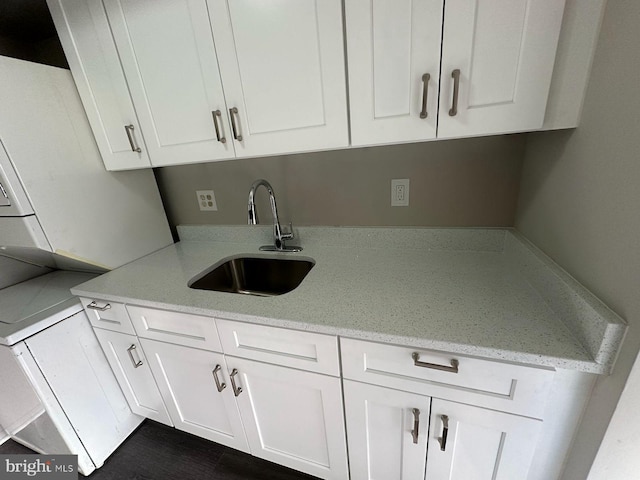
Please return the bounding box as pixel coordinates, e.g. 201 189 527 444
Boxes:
247 179 302 252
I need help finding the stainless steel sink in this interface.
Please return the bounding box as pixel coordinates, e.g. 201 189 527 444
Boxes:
188 255 315 296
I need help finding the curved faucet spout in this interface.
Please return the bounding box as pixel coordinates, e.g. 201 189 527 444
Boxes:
247 179 301 252
247 179 274 226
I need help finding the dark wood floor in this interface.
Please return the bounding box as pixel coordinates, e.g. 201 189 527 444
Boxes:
0 420 318 479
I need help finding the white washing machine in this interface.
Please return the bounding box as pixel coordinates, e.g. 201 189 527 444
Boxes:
0 271 143 475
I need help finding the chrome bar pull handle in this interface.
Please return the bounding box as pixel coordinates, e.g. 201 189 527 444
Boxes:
412 352 459 373
212 110 226 143
87 301 111 311
420 73 430 119
439 415 449 451
212 364 226 392
127 344 143 368
229 107 243 141
449 69 460 117
124 124 142 152
411 408 420 444
230 368 243 397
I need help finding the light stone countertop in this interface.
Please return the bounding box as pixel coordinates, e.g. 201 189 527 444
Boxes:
70 226 626 374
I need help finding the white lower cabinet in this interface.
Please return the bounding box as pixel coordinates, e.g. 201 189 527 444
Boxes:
136 340 349 479
344 381 542 480
227 356 349 480
344 381 431 480
425 399 542 480
96 304 347 480
93 328 172 426
342 337 552 480
138 338 249 453
89 303 555 480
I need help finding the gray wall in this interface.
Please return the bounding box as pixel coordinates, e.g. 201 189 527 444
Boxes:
155 135 525 230
515 1 640 478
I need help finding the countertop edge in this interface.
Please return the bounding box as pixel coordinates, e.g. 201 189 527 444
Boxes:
70 285 607 375
504 230 626 370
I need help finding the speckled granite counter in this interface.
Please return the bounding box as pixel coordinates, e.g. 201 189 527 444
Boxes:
71 226 626 374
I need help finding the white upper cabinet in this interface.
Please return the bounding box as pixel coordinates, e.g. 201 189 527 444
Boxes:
56 0 348 168
346 0 566 146
345 0 443 146
48 0 151 170
208 0 349 157
50 0 574 166
438 0 566 138
103 0 235 166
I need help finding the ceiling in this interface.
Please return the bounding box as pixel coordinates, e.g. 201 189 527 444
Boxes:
0 0 58 41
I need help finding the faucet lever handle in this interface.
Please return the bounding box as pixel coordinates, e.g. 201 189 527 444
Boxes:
281 222 294 240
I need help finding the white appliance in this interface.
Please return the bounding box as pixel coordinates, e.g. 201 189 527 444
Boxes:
0 271 144 475
0 55 173 271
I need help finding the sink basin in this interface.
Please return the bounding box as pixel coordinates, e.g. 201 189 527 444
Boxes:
188 255 315 296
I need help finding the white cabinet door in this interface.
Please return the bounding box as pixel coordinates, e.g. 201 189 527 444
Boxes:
425 398 542 480
227 357 348 480
140 339 249 452
47 0 150 170
345 0 443 146
344 380 430 480
208 0 349 157
438 0 565 138
103 0 234 166
93 328 172 426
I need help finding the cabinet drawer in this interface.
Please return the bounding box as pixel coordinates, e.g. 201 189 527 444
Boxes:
216 319 339 376
80 297 135 334
127 306 222 352
340 338 554 418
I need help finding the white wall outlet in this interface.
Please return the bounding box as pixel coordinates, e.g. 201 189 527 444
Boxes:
391 179 410 207
196 190 217 211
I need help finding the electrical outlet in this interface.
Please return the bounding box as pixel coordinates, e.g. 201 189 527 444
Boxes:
196 190 217 211
391 179 410 207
